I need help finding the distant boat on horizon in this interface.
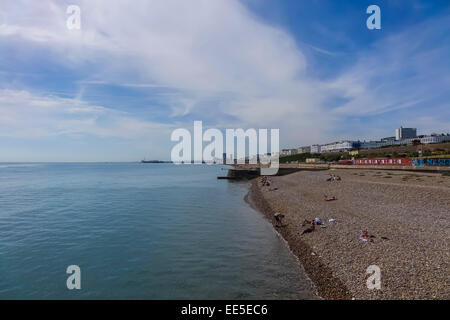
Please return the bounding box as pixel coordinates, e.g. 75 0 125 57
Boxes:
141 159 173 163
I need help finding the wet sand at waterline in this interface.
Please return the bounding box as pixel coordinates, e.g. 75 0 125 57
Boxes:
247 169 450 299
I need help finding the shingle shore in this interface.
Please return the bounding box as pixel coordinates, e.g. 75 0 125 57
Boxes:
247 169 450 300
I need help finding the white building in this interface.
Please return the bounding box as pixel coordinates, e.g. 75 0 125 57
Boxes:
280 148 298 157
307 129 449 154
395 126 417 140
297 146 311 154
310 144 321 154
419 134 450 144
358 134 450 150
320 140 360 153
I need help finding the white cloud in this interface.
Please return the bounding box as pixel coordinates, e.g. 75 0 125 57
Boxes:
0 89 174 139
0 0 448 155
1 0 334 147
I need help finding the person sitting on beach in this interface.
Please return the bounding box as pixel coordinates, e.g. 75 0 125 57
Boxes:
324 195 337 201
273 212 285 227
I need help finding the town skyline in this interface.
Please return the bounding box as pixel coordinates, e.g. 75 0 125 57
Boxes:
280 126 450 156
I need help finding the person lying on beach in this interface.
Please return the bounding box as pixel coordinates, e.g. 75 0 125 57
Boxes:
301 219 312 227
301 221 315 234
359 230 373 242
273 213 285 227
327 175 342 182
324 195 337 201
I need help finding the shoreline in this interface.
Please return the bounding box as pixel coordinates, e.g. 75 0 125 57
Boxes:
245 180 352 300
244 169 450 300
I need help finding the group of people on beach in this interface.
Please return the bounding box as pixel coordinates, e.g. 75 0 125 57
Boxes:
267 173 339 231
267 173 380 244
261 177 285 227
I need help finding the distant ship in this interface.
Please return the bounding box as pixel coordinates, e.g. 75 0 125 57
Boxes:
141 159 172 163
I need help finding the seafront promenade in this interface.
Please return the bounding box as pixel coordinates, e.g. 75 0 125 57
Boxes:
234 162 450 172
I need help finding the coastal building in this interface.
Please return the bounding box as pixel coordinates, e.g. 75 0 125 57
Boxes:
297 146 311 154
306 158 321 163
310 144 321 154
358 133 449 150
320 140 360 153
280 148 298 157
381 136 396 142
360 140 380 149
419 134 450 144
300 129 449 156
395 126 417 140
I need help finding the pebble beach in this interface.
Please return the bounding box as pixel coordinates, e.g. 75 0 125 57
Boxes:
247 169 450 300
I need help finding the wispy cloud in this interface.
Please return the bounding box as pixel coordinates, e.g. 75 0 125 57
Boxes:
307 44 336 56
1 0 331 145
322 14 450 138
0 0 449 160
0 89 174 139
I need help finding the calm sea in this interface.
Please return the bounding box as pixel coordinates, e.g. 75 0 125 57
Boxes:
0 163 316 299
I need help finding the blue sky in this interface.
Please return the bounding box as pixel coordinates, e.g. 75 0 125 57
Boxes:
1 0 449 161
